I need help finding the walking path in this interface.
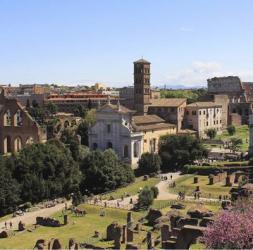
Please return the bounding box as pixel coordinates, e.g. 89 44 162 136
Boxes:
0 202 69 230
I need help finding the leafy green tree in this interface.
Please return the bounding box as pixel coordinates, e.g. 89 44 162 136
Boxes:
205 128 217 139
138 153 161 175
230 137 243 151
137 186 154 209
12 141 81 203
227 125 236 136
159 135 208 171
150 186 159 198
0 157 20 216
45 102 58 115
79 149 134 194
73 104 87 118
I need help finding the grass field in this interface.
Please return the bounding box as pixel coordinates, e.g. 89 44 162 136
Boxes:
216 125 249 152
0 204 149 249
169 174 231 199
101 177 159 200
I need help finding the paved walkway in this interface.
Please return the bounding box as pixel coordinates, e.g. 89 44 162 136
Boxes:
0 202 69 230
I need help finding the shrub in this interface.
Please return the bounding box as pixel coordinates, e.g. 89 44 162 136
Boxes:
227 125 236 136
205 128 217 139
137 186 154 209
138 153 161 175
150 186 159 198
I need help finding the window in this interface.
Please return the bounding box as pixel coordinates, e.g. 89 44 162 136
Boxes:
14 137 22 152
186 111 189 115
93 143 98 150
134 142 139 158
206 122 209 126
171 108 175 112
199 111 201 115
107 142 113 149
3 136 11 153
4 109 11 126
203 110 206 115
14 109 22 126
123 145 129 158
192 111 197 115
107 124 111 133
149 138 156 153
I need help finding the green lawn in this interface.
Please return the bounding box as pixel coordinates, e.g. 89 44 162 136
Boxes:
0 204 149 249
169 174 231 199
216 125 249 152
101 177 159 200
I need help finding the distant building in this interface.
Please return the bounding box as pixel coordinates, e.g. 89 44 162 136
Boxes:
184 102 222 138
94 83 106 91
0 90 46 154
207 76 253 125
45 92 119 112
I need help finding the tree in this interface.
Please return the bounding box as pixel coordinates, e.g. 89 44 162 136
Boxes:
12 141 81 203
205 128 217 139
202 200 253 249
227 125 236 136
79 149 135 194
230 137 243 151
159 135 208 171
150 186 159 199
138 153 161 175
0 157 20 216
73 104 87 118
137 187 154 209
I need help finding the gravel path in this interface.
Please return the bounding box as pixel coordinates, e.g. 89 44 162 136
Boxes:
0 202 69 230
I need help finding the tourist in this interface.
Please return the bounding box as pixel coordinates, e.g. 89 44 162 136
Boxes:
170 175 173 180
4 221 7 229
10 221 12 229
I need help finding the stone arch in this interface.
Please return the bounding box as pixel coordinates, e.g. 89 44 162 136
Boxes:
3 136 11 153
123 145 129 158
14 109 22 126
14 137 22 152
26 136 34 144
64 120 70 128
3 109 11 126
71 120 77 127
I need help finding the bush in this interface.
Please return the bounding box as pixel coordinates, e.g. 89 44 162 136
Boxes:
137 186 154 209
205 128 217 139
150 186 159 198
137 153 161 175
227 125 236 136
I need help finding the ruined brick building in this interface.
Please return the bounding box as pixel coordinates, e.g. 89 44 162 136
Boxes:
0 90 47 154
206 76 253 125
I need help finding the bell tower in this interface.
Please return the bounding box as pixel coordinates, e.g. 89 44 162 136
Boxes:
134 58 151 115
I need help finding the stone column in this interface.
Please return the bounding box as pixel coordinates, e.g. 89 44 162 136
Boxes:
122 225 126 243
64 215 68 225
146 232 153 250
126 228 134 243
161 224 170 242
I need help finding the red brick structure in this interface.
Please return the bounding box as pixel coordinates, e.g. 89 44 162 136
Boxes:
0 90 46 154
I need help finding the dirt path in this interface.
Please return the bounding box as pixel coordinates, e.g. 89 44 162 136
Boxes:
0 202 70 230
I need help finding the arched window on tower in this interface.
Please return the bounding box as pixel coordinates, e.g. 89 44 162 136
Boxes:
3 109 12 126
14 109 22 126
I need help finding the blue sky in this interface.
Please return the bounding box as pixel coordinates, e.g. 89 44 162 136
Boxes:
1 0 253 87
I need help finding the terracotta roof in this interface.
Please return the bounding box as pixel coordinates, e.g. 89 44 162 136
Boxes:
149 98 186 107
132 114 165 125
134 58 151 64
187 102 222 108
132 114 175 132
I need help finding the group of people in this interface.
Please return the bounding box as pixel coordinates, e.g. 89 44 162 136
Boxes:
4 221 13 229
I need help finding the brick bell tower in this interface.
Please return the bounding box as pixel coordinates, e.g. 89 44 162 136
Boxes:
134 58 151 115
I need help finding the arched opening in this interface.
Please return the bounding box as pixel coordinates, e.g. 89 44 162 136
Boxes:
14 137 22 152
64 120 70 128
71 120 77 127
134 142 139 158
107 141 113 149
93 143 98 150
3 136 11 153
123 145 129 158
3 109 12 126
26 136 34 144
14 109 22 126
